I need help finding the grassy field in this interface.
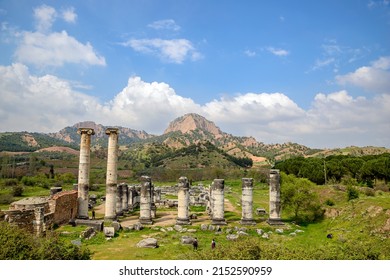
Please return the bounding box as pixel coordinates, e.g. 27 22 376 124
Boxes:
51 180 390 260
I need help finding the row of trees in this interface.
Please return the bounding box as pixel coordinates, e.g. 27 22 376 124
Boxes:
274 153 390 186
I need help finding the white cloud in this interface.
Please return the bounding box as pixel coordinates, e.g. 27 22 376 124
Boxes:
124 38 202 64
336 56 390 94
34 5 57 33
267 47 289 57
0 63 389 148
62 7 77 23
244 50 256 57
148 19 180 31
15 30 106 67
12 5 104 67
0 63 101 132
99 76 201 132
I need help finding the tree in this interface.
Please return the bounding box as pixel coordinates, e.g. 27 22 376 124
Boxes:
281 173 324 223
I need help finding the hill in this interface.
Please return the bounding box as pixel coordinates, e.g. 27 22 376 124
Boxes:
1 114 389 165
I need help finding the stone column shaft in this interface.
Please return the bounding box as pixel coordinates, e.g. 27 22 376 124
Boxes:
77 128 94 219
104 128 118 221
176 176 191 225
268 169 283 225
211 179 227 225
139 176 153 224
241 178 256 225
116 183 123 216
121 183 129 212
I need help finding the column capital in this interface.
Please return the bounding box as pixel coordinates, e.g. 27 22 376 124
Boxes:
105 127 119 135
77 128 95 135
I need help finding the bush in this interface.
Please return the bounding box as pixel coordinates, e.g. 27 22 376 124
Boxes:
0 194 14 204
347 186 359 201
325 199 335 206
4 179 18 186
11 185 24 197
0 222 91 260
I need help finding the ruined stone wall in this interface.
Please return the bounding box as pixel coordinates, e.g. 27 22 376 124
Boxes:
4 209 36 233
49 190 78 225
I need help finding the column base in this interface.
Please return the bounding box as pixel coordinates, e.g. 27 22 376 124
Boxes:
176 218 191 225
139 218 153 225
211 218 227 225
267 218 284 225
240 218 256 225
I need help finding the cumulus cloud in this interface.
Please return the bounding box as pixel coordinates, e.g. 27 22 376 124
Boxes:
148 19 180 31
336 56 390 94
99 76 201 132
34 5 57 32
0 63 101 132
14 5 104 67
267 47 289 57
15 31 106 67
0 63 389 148
62 7 77 23
124 38 202 63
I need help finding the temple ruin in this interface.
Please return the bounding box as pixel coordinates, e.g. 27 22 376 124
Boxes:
2 125 284 237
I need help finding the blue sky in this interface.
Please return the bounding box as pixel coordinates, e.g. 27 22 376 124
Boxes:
0 0 389 148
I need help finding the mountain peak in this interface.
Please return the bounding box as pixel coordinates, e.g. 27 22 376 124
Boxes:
164 113 223 136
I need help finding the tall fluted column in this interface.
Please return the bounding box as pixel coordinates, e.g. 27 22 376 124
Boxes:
121 183 129 213
241 178 256 225
211 179 227 225
139 176 153 224
176 176 191 225
104 128 119 221
268 169 283 225
77 128 94 219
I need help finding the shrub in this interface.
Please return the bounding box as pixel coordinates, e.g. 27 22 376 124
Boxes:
21 176 36 186
0 222 91 260
347 186 359 201
4 179 18 186
325 199 335 206
0 194 14 204
11 185 24 197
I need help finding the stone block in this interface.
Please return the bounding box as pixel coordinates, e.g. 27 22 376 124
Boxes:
104 227 115 237
137 238 158 248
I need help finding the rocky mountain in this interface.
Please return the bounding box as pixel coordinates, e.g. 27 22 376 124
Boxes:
1 114 389 164
49 121 154 147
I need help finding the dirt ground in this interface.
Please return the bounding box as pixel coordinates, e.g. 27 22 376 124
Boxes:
94 198 238 227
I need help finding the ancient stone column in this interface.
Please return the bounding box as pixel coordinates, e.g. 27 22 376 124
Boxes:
77 128 94 219
116 183 123 216
268 169 283 225
128 185 135 211
176 176 191 225
211 179 227 225
104 128 119 221
121 183 129 213
139 176 153 224
241 178 256 225
150 183 156 219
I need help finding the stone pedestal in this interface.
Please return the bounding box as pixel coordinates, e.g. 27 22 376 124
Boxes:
241 178 256 225
139 176 153 225
211 179 227 225
268 169 284 225
176 176 191 225
77 128 94 219
104 128 118 221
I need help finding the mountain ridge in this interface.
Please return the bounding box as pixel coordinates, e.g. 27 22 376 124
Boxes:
1 114 389 162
